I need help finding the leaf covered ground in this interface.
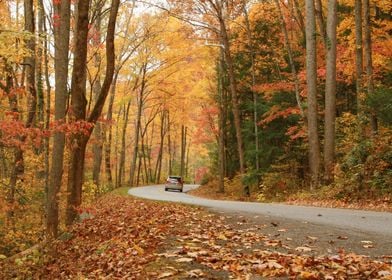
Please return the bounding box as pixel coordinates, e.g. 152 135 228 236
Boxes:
1 193 391 279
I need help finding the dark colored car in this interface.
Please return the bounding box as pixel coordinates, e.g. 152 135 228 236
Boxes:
165 176 183 192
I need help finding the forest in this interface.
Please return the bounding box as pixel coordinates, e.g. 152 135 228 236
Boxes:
0 0 391 277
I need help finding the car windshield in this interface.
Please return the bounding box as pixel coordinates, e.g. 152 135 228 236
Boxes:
169 176 181 181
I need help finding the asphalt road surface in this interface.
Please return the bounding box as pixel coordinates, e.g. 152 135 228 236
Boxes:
128 184 392 237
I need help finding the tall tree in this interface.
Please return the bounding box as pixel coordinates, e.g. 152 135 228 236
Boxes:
305 0 321 188
66 0 91 225
363 0 377 135
323 0 338 183
242 3 260 171
46 0 70 238
66 0 121 225
129 63 147 187
91 3 104 189
7 0 37 225
214 0 248 195
354 0 363 114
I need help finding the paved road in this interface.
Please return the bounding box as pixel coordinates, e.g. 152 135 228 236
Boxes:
128 185 392 236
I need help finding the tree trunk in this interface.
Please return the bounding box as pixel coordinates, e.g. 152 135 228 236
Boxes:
363 0 377 135
104 73 118 186
7 0 36 225
46 0 70 238
92 10 103 189
66 0 120 225
36 0 44 128
315 0 327 46
39 0 52 205
180 126 186 178
292 0 306 40
154 111 166 183
243 4 260 171
129 64 147 186
118 102 131 187
66 0 90 225
305 0 321 189
167 111 173 175
217 51 225 193
219 14 248 196
355 0 363 114
323 0 337 183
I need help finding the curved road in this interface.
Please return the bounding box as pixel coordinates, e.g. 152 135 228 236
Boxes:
128 184 392 237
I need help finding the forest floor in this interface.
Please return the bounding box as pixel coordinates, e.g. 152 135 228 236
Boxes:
1 188 392 279
189 183 392 213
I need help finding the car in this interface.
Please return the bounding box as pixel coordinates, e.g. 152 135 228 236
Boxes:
165 176 184 192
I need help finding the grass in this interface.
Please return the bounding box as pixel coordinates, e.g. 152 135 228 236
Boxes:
110 187 130 196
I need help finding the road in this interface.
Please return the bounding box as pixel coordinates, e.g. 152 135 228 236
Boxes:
128 184 392 237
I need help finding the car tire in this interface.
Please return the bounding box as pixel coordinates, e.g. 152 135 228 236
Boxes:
165 188 168 191
179 189 183 193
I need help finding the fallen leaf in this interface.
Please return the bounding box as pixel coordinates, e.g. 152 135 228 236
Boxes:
187 269 205 277
306 236 318 241
176 257 193 263
295 246 312 252
133 244 144 255
363 244 374 249
218 233 228 240
158 272 175 279
337 236 348 240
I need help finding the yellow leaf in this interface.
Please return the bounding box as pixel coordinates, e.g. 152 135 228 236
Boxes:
133 244 144 255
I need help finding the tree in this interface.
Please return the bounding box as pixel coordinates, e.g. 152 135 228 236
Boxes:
66 0 120 225
46 0 71 238
323 0 337 183
7 0 37 226
305 0 321 188
363 0 377 135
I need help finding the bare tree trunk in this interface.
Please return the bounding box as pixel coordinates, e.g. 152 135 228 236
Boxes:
104 74 118 186
36 0 44 128
39 0 51 203
243 4 260 171
114 108 122 187
217 51 225 193
355 0 363 113
118 102 131 187
219 12 248 196
323 0 337 183
46 0 70 238
66 0 90 225
154 111 166 183
363 0 378 135
167 111 173 175
180 126 187 178
92 9 103 189
66 0 120 225
129 64 147 186
7 0 36 225
305 0 321 189
315 0 327 46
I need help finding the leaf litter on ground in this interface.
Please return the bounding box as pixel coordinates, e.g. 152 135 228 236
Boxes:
1 194 391 279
